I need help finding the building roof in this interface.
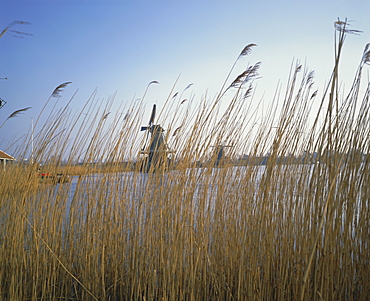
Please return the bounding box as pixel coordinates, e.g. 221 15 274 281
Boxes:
0 150 15 160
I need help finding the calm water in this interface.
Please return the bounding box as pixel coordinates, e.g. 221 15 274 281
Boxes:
51 164 364 240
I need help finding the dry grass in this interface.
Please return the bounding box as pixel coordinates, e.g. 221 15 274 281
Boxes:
0 20 369 300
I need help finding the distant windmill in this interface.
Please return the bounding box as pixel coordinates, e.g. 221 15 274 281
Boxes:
210 144 234 167
139 104 174 172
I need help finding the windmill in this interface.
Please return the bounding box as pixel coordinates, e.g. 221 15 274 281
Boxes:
139 104 173 172
210 144 234 167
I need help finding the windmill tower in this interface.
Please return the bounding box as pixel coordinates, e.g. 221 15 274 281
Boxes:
139 104 173 172
210 144 233 167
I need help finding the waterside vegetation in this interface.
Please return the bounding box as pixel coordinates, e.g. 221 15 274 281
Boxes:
0 20 369 300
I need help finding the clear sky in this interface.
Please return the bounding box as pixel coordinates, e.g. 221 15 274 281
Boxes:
1 0 369 158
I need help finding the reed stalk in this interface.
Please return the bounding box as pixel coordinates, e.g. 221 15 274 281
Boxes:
0 19 368 300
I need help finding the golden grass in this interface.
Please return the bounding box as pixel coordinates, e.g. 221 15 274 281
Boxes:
0 20 369 300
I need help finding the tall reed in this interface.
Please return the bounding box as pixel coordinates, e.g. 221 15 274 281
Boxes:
0 19 369 300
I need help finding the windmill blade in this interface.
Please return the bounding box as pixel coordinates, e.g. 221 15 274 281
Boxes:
149 104 156 125
141 126 149 131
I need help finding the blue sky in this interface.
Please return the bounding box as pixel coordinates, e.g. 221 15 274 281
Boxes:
1 0 369 157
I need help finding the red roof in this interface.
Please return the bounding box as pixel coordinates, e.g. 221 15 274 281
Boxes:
0 150 15 160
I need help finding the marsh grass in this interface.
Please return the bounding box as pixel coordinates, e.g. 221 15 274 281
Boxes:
0 20 369 300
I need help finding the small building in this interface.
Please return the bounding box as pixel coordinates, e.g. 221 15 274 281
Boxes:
0 150 15 170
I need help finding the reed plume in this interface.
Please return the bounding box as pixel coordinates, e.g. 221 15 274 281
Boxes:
0 21 31 38
238 43 257 58
52 82 72 97
0 107 32 128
